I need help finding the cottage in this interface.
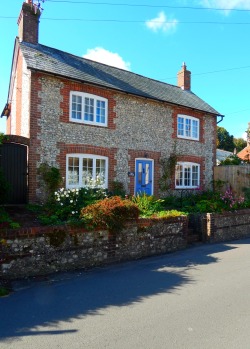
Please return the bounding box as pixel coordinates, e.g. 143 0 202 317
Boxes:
1 0 222 203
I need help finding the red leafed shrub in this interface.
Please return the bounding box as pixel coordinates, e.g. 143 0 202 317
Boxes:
81 196 139 232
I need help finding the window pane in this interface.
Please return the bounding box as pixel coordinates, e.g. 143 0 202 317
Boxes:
84 98 94 121
138 163 142 184
71 95 82 120
192 120 198 139
185 119 191 137
82 158 94 186
192 165 199 186
145 163 149 185
184 167 191 186
175 164 183 186
68 157 79 185
96 100 106 124
96 159 106 185
177 117 184 136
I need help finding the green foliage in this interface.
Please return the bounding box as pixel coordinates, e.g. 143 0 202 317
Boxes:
110 181 126 197
217 126 235 152
0 133 9 144
159 153 178 192
161 188 247 214
0 168 10 204
0 207 20 229
39 187 108 225
234 137 247 152
37 163 62 198
130 193 165 217
219 155 242 165
153 210 187 219
81 196 140 232
212 179 226 192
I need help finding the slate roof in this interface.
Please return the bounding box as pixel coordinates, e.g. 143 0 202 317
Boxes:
20 40 221 116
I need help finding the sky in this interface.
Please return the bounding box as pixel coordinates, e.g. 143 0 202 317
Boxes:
1 0 250 139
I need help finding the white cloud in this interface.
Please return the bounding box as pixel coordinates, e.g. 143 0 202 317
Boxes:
83 47 131 70
145 11 178 33
200 0 250 11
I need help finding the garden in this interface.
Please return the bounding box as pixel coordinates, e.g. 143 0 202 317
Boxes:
1 182 249 231
1 162 250 243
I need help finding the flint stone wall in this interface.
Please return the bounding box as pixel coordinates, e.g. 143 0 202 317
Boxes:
192 209 250 243
0 217 188 280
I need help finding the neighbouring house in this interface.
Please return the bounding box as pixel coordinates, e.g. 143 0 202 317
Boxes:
237 147 250 162
216 149 233 165
237 125 250 162
1 1 222 204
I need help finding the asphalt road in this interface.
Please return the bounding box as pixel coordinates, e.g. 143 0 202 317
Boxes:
1 239 250 349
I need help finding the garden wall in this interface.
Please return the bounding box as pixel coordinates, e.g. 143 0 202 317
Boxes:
200 209 250 243
0 217 188 280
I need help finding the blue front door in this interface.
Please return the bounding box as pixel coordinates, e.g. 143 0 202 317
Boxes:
135 159 153 195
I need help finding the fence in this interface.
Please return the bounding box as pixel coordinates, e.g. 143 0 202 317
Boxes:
214 165 250 196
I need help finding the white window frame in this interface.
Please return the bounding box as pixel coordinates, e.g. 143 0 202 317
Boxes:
175 162 200 189
70 91 108 127
66 154 108 189
177 114 199 141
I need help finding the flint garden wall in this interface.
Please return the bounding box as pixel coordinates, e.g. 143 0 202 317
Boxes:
197 209 250 243
0 216 188 279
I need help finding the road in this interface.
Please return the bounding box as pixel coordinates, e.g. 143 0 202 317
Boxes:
1 239 250 349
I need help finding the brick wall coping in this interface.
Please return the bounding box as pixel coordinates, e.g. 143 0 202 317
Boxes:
0 216 188 239
2 135 30 146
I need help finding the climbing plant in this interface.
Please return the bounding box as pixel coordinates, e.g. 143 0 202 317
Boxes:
37 163 62 199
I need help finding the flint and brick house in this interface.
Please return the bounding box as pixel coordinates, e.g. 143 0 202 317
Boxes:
2 1 222 203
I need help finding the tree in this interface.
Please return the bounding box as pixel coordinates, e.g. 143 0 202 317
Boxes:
219 155 242 166
217 126 235 152
233 137 247 152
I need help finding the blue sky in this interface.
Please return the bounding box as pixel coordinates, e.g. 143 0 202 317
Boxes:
1 0 250 138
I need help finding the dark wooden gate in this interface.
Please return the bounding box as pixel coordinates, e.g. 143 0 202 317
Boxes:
0 143 28 204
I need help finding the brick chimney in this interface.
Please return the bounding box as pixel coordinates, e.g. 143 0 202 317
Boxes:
17 1 41 44
177 62 191 91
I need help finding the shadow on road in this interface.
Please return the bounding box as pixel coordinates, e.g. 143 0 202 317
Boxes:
0 241 240 342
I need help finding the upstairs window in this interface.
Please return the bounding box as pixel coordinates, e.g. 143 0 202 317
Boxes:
70 91 108 127
177 115 199 140
175 162 200 189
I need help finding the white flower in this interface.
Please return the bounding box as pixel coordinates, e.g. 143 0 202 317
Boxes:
70 200 73 203
72 211 75 215
61 203 63 206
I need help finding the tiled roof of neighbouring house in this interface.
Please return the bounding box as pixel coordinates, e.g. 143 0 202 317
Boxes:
237 146 250 161
20 40 221 116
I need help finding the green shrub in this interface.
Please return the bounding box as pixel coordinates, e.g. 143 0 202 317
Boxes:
0 207 20 228
130 193 165 217
39 187 108 225
153 210 187 219
37 163 62 199
110 181 126 197
81 196 140 232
